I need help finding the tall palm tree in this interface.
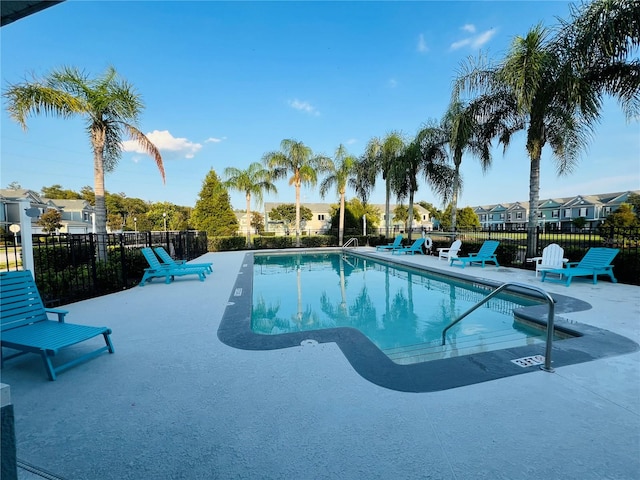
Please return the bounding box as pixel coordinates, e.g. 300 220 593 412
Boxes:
350 152 378 208
4 66 164 260
453 25 597 257
362 133 404 238
224 162 277 247
319 144 357 246
441 101 493 230
262 139 330 247
395 126 454 241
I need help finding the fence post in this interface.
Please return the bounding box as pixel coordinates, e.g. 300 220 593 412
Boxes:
119 234 127 287
18 199 34 273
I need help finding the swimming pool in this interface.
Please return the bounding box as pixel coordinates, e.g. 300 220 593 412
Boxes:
251 252 559 364
218 250 639 392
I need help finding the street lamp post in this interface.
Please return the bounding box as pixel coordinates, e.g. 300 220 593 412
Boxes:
163 212 167 232
134 217 137 233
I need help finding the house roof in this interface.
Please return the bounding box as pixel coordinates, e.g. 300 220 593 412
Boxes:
42 198 93 211
1 0 64 27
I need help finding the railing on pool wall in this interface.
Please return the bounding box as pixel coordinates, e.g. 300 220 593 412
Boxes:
441 282 556 373
342 237 359 248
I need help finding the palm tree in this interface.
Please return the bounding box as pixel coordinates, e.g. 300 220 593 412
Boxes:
4 66 164 260
453 25 597 257
319 144 357 246
361 133 404 238
224 162 277 247
394 125 455 241
262 139 330 246
558 0 640 120
441 101 493 230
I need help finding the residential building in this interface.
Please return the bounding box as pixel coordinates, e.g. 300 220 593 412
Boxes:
255 202 434 236
474 191 639 230
0 189 94 234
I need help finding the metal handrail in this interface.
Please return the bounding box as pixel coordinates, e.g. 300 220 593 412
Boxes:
342 237 359 248
441 282 556 372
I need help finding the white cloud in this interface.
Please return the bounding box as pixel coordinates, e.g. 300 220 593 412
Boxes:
388 78 398 88
417 33 428 53
450 27 497 51
288 99 320 116
450 38 471 50
205 136 226 143
122 130 202 159
345 138 357 145
473 29 497 48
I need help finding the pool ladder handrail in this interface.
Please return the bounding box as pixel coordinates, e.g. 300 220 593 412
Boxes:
441 282 556 372
342 237 359 248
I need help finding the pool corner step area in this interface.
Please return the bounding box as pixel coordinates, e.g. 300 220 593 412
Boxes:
383 329 548 365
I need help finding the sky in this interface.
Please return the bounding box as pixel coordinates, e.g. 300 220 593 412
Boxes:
1 0 639 212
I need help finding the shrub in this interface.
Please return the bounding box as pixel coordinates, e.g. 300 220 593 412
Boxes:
208 236 246 251
253 236 294 249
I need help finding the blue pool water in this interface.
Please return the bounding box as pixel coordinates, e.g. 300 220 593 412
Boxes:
251 252 557 364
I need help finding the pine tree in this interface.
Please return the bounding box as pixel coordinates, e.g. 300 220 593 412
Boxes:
192 169 238 236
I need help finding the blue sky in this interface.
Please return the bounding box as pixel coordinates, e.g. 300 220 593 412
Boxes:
2 0 639 211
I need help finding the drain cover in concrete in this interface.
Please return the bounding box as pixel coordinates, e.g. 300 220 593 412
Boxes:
511 355 545 367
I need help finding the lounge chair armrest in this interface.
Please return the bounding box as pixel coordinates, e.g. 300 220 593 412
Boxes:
46 308 69 323
565 262 579 268
467 253 478 257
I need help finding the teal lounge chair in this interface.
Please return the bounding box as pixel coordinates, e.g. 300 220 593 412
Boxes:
139 247 207 286
1 270 114 380
154 246 213 273
392 237 425 255
540 247 619 286
376 234 403 252
450 240 500 268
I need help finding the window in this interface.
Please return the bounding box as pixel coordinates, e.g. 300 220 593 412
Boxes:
579 207 588 217
603 206 612 215
516 212 523 220
507 213 512 220
318 214 325 221
552 210 559 218
564 209 571 218
500 213 505 219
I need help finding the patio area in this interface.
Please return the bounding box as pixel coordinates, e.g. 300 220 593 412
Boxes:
3 248 639 480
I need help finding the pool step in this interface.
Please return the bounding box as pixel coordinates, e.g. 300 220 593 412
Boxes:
383 329 546 365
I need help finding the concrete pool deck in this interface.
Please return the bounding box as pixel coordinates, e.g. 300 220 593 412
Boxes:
3 248 639 480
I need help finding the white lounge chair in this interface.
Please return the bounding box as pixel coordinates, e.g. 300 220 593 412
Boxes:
528 243 567 277
438 239 462 261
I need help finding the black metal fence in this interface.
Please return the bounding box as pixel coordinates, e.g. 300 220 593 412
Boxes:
1 230 208 307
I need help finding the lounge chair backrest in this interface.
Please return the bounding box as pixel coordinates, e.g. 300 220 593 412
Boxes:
449 239 462 254
477 240 499 256
155 246 177 265
577 247 619 268
541 243 565 268
141 247 162 269
411 238 425 249
1 270 48 331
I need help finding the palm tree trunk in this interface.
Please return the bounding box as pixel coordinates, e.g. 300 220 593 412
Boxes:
408 190 415 242
451 157 461 231
526 154 541 258
92 128 108 262
245 193 252 248
339 190 345 246
385 180 391 238
295 181 301 247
